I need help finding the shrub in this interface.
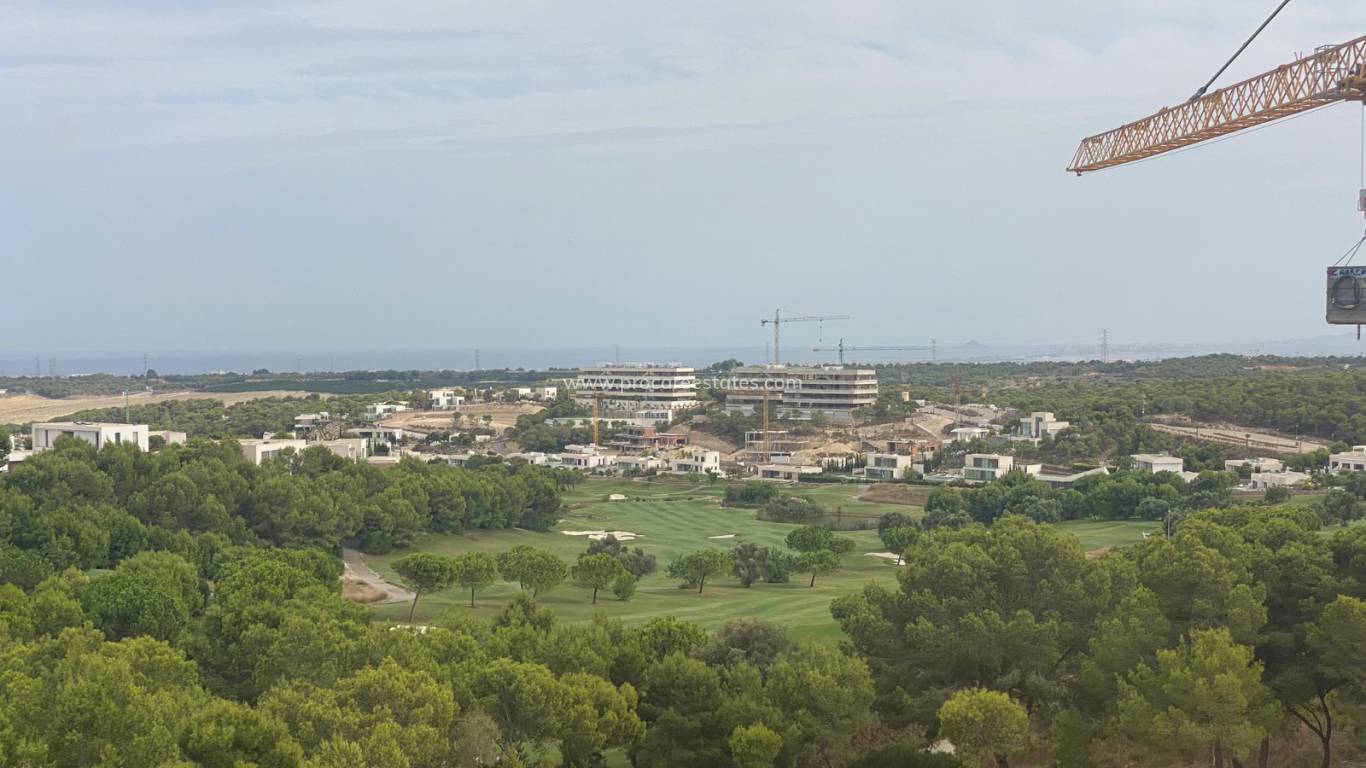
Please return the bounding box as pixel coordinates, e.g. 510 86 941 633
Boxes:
611 573 636 601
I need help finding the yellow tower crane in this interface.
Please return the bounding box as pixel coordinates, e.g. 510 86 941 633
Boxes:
1068 11 1366 328
591 392 602 448
1068 33 1366 174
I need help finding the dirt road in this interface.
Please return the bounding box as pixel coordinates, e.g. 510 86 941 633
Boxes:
1147 422 1326 454
341 547 413 604
0 390 308 425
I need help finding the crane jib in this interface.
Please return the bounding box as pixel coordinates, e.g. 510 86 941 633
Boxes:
1068 34 1366 174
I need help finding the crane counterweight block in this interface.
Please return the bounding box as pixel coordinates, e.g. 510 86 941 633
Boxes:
1069 34 1366 173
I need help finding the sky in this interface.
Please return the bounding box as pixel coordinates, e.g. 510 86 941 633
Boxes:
3 0 1366 361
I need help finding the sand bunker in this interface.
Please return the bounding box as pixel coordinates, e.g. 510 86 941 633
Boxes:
561 530 639 541
864 551 902 561
707 534 737 539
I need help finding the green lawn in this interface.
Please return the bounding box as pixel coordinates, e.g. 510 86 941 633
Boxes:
1056 519 1161 550
786 483 922 523
367 482 902 641
363 479 1154 641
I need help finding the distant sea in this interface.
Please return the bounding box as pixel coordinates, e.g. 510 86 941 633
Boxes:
3 337 1365 377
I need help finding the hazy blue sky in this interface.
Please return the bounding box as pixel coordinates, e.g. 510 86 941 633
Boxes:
4 0 1366 356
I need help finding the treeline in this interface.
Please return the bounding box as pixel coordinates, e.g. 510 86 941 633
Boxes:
920 468 1240 526
0 546 904 767
991 368 1366 447
0 436 566 583
54 392 428 439
836 509 1366 767
507 398 596 453
54 395 386 438
999 422 1263 470
874 353 1366 389
0 372 151 399
0 368 557 400
188 368 560 394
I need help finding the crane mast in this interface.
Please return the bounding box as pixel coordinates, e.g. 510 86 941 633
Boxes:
1068 33 1366 174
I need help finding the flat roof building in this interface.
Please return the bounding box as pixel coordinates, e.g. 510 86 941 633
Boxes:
574 364 698 415
239 437 307 465
1131 453 1185 474
429 389 464 409
1019 412 1070 441
865 453 915 481
608 425 688 453
756 464 823 482
743 430 808 464
950 426 990 443
293 412 332 434
315 438 368 462
31 422 149 453
1225 457 1284 474
616 455 667 473
551 445 617 471
1033 465 1108 488
963 453 1016 483
151 430 187 446
724 365 877 424
1249 470 1309 490
365 403 409 419
670 449 721 475
1330 446 1366 473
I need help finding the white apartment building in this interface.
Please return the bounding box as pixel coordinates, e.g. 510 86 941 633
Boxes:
239 437 307 465
574 364 698 414
1131 453 1185 474
724 365 877 424
670 449 721 475
366 402 409 419
963 453 1016 483
533 386 559 400
429 389 465 409
31 422 150 453
1019 412 1070 440
1330 446 1366 473
864 452 915 481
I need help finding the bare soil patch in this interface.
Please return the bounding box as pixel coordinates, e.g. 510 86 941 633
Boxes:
859 484 931 506
382 403 543 433
0 390 309 425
